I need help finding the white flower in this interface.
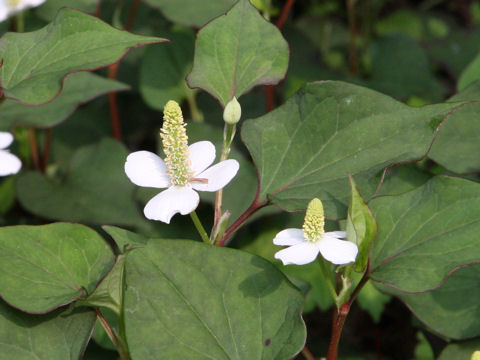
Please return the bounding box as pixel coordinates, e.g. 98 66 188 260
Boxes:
0 131 22 176
273 198 358 266
0 0 46 22
124 100 239 224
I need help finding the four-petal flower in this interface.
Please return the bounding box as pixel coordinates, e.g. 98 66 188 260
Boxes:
0 132 22 176
125 141 239 224
273 198 358 266
273 229 358 266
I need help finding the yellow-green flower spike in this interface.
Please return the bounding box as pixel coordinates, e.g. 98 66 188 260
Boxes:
471 351 480 360
7 0 20 6
302 198 325 242
160 100 191 186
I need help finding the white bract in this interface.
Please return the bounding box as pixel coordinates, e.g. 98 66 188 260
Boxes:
0 0 46 22
273 198 358 266
125 100 239 224
0 132 22 176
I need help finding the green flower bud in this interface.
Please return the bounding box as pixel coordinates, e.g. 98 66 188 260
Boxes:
223 96 241 124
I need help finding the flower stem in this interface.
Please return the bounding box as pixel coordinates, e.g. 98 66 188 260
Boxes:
28 128 41 172
185 90 204 123
213 123 236 231
190 211 210 244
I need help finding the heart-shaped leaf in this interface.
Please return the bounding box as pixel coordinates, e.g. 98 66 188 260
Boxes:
16 138 148 228
0 223 114 313
428 102 480 174
143 0 235 28
123 239 306 359
385 264 480 339
241 81 463 217
140 29 196 111
187 0 289 106
369 176 480 293
0 8 165 105
0 72 128 131
0 301 96 359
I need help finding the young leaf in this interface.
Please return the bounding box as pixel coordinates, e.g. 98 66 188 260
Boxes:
16 138 148 228
0 301 96 359
370 176 480 293
0 72 129 131
187 0 289 106
241 81 464 217
143 0 236 28
346 175 377 272
458 53 480 91
79 255 127 316
0 8 165 105
123 239 306 359
0 223 114 313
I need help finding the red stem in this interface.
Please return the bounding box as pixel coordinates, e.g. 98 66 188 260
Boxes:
276 0 296 30
326 263 370 360
218 199 267 246
265 0 296 113
108 64 122 140
28 128 41 172
106 0 140 141
301 346 315 360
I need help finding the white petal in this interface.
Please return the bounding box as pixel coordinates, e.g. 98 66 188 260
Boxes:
189 141 216 175
0 132 13 150
191 159 239 192
0 150 22 176
317 235 358 265
274 242 321 265
273 228 305 246
24 0 47 7
144 186 199 223
124 151 170 188
326 231 347 239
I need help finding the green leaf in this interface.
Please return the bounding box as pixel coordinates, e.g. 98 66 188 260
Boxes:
36 0 98 21
369 176 480 293
0 300 96 360
102 225 148 254
140 29 195 111
0 8 165 105
368 35 447 101
187 0 289 106
143 0 235 27
80 255 126 316
387 264 480 339
0 72 129 131
356 279 390 323
16 138 148 227
449 80 480 102
458 53 480 91
241 81 462 217
429 102 480 173
0 223 114 313
123 239 306 359
346 175 376 272
438 338 480 360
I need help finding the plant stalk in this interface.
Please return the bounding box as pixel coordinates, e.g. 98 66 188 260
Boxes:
95 308 131 360
190 211 211 244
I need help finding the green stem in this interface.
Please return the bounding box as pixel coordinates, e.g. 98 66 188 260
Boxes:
190 211 210 243
185 91 204 123
213 123 236 231
15 11 24 33
317 258 338 302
